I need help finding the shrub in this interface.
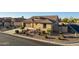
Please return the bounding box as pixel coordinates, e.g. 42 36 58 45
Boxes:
47 29 51 35
20 26 25 29
22 30 26 34
15 30 19 34
42 31 46 34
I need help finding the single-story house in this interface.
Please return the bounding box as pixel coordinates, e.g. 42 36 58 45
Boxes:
23 16 60 34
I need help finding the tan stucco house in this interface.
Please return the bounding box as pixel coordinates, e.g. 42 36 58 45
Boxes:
23 15 60 34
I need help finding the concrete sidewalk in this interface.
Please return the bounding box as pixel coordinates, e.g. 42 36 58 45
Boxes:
2 29 79 46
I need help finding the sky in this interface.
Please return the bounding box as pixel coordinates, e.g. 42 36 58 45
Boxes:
0 12 79 19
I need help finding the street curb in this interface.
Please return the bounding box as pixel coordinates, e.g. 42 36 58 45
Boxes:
1 32 74 46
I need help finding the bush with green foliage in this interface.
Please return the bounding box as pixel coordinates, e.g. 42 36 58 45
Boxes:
47 29 51 35
62 18 69 23
62 17 79 23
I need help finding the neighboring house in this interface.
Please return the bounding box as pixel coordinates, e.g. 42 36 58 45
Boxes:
0 17 12 27
0 17 14 29
4 18 13 27
0 17 25 28
23 16 60 34
13 18 26 27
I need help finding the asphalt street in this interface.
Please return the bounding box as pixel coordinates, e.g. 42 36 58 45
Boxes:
0 33 60 46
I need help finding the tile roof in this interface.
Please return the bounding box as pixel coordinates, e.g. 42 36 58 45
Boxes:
24 19 53 24
24 15 59 24
30 15 59 21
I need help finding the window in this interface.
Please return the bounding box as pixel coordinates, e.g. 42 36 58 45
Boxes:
43 24 46 28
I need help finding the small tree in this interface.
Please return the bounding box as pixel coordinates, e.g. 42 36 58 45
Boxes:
73 18 78 23
21 16 24 20
62 18 69 23
69 17 78 23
